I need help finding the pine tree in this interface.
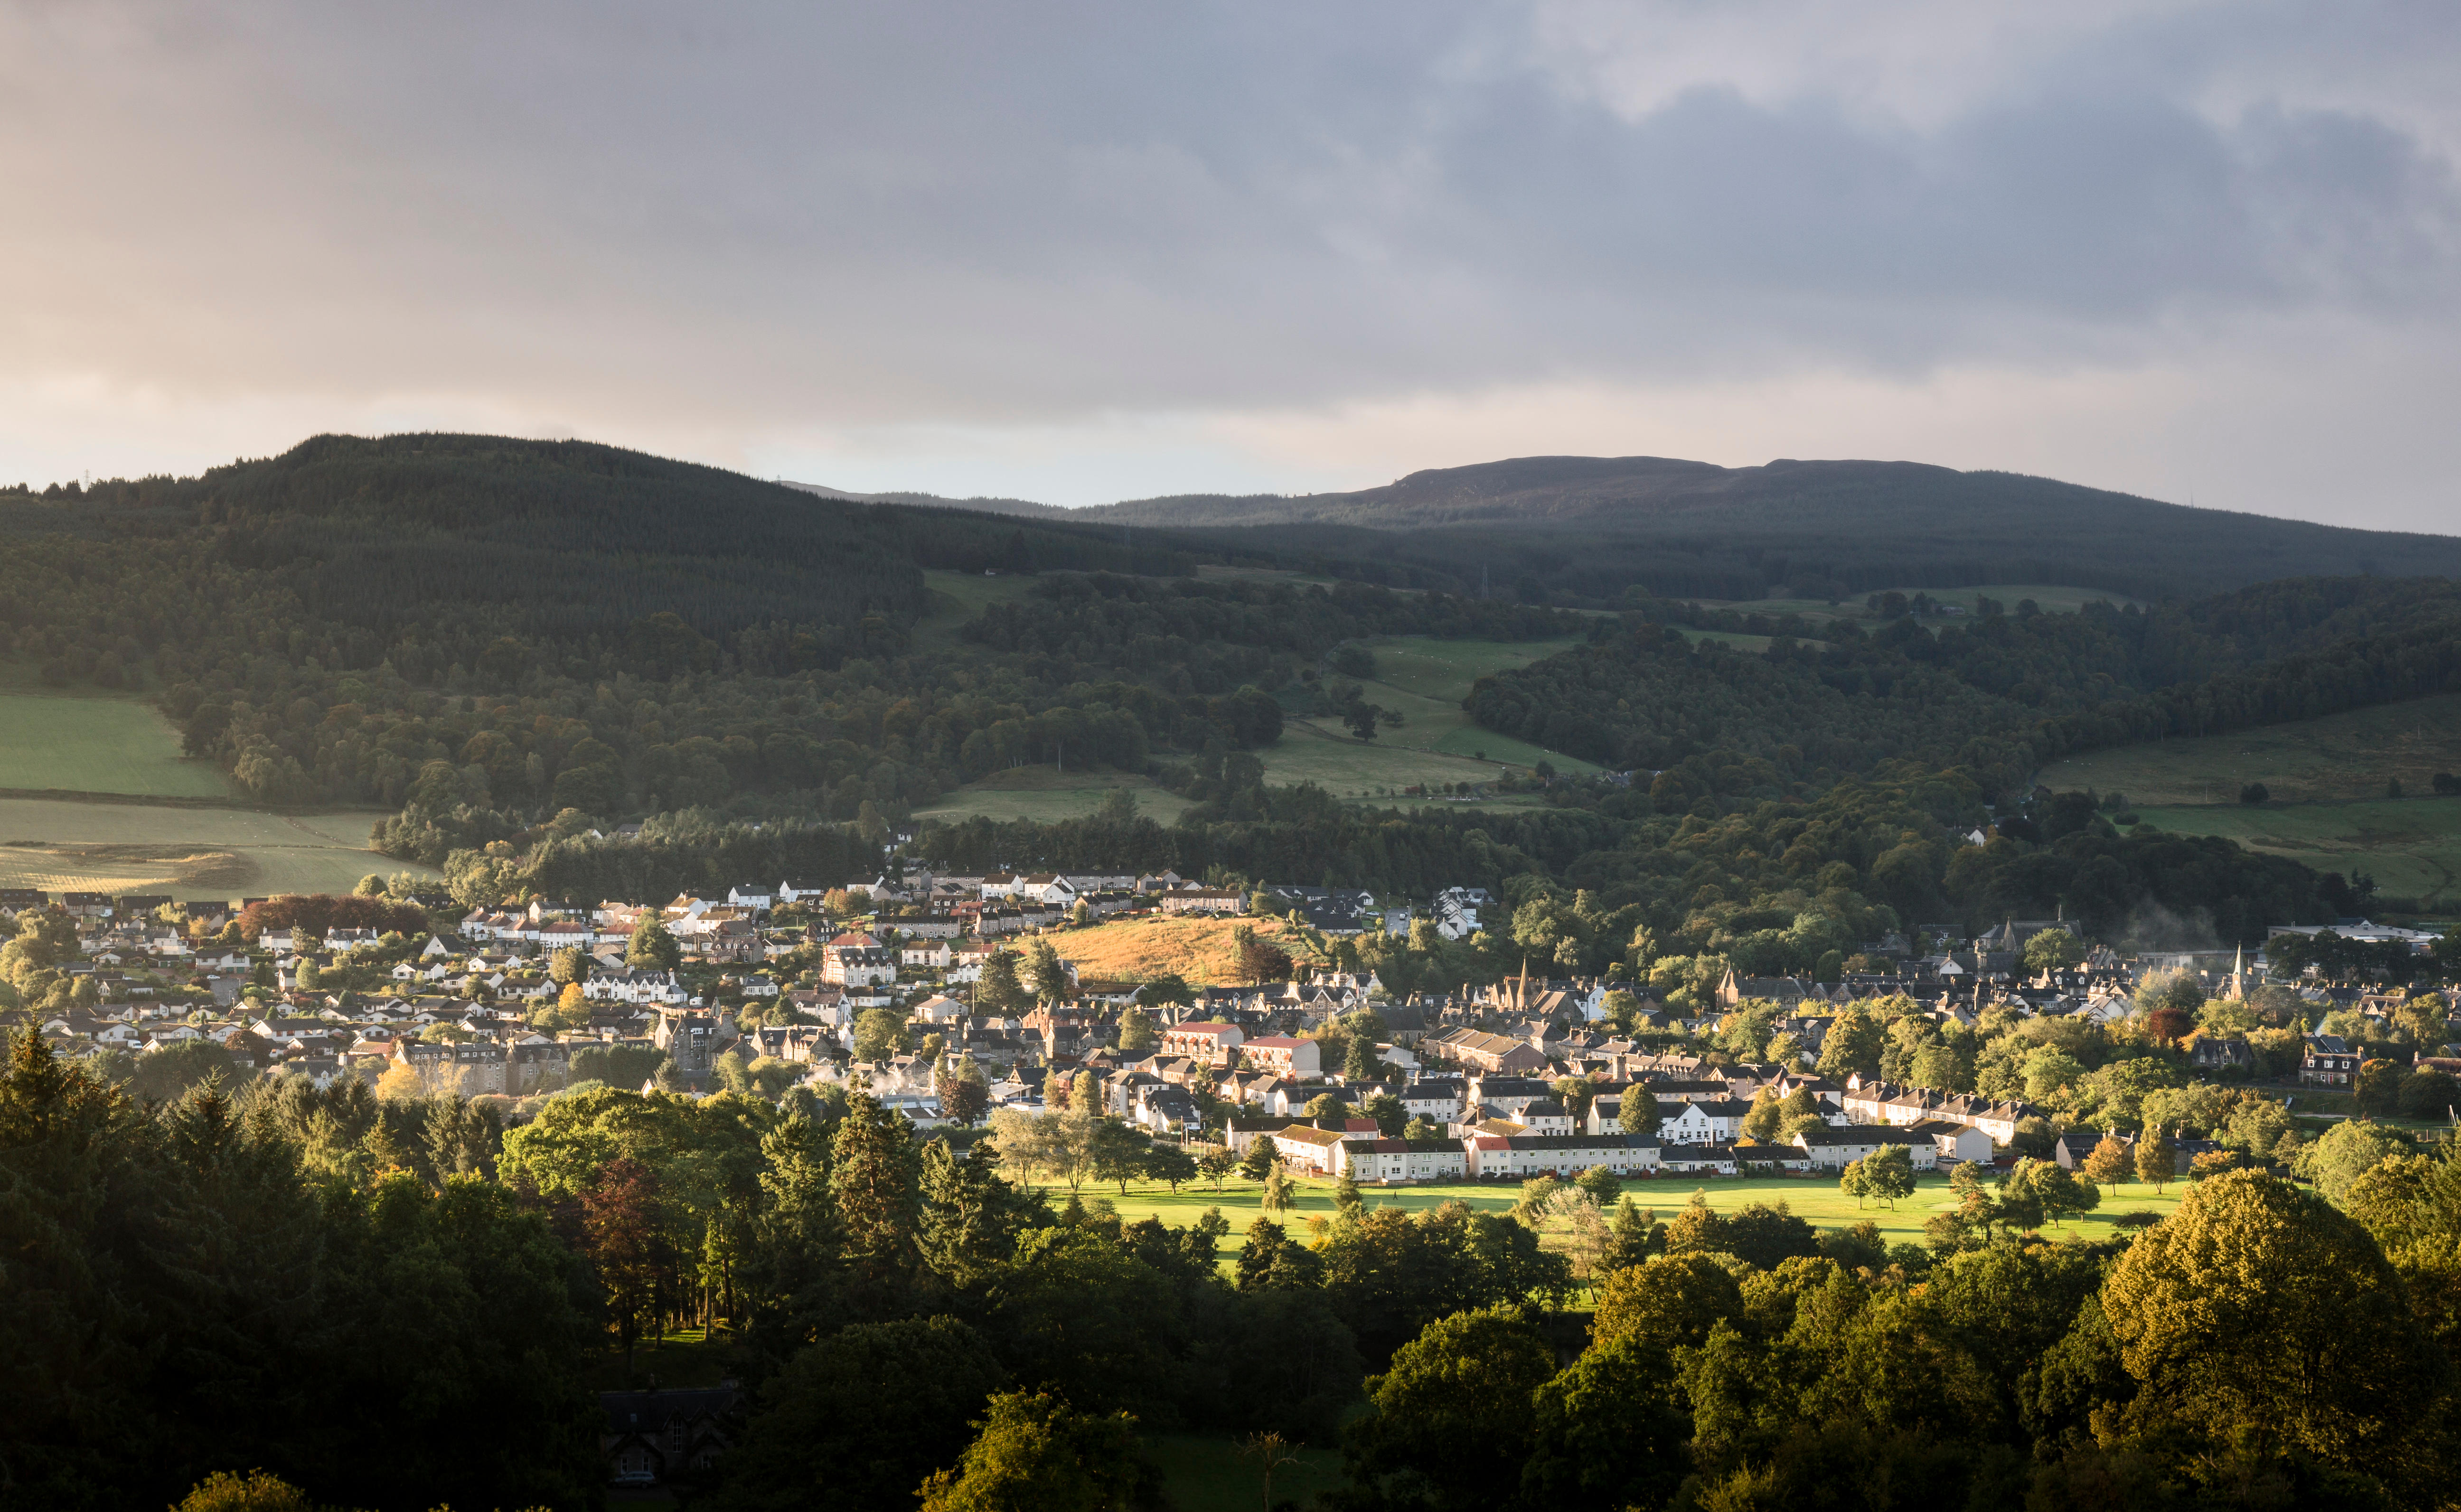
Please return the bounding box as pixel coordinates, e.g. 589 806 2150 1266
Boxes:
831 1092 921 1259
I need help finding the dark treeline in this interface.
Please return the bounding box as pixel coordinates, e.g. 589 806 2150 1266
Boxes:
918 760 2347 958
962 572 1577 687
1469 577 2461 797
15 998 2460 1511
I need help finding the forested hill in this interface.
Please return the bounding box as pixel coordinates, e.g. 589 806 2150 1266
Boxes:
1078 455 2461 602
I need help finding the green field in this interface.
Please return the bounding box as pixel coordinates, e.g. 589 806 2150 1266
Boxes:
2040 692 2461 806
916 635 1603 815
1259 635 1599 799
2119 800 2461 909
2038 694 2461 906
0 798 432 896
0 688 233 799
911 766 1197 825
1080 1169 2183 1269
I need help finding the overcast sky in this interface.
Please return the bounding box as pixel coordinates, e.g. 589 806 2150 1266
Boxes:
4 1 2458 527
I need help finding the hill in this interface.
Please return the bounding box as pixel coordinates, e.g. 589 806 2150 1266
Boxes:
1 428 2449 939
1081 455 2461 602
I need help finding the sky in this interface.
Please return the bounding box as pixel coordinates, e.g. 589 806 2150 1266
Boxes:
3 1 2458 527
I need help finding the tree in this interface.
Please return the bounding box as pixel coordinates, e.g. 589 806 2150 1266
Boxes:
1592 1253 1745 1352
2082 1133 2132 1185
2021 928 2086 974
1261 1165 1295 1214
1133 973 1193 1011
174 1470 321 1512
1334 1169 1364 1213
1143 1141 1198 1193
940 1060 991 1126
853 1008 909 1064
1339 1307 1556 1512
549 945 587 985
1618 1086 1660 1139
975 951 1029 1016
1815 1004 1884 1080
832 1091 921 1259
1342 1035 1388 1083
294 957 321 993
626 915 680 971
915 1390 1153 1512
2240 782 2270 804
2004 1155 2099 1226
1024 939 1071 1006
1740 1086 1782 1139
2135 1126 2176 1192
1359 1092 1406 1137
1240 1140 1279 1182
1091 1119 1152 1195
582 1157 671 1377
722 1315 1010 1512
1115 1004 1158 1056
2102 1171 2447 1486
1519 1335 1690 1512
1860 1144 1916 1210
2301 1119 2412 1204
1198 1146 1236 1190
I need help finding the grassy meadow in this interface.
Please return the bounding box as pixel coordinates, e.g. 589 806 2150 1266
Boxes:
2037 694 2461 907
0 800 432 897
2123 800 2461 910
2039 692 2461 806
1048 914 1333 985
1080 1169 2186 1275
914 632 1603 815
0 686 232 799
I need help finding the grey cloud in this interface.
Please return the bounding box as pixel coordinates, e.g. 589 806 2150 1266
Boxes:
1 1 2458 467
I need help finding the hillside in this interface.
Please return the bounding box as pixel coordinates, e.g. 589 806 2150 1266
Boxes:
1081 456 2461 602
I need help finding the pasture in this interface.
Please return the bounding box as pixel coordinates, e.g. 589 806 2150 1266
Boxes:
913 633 1602 815
2124 799 2461 909
1256 635 1602 798
0 799 433 897
1080 1169 2184 1273
0 688 232 799
2038 692 2461 806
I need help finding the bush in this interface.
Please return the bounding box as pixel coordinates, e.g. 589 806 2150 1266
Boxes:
2238 783 2269 805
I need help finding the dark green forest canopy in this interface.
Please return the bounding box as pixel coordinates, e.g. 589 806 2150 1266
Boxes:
1468 577 2461 793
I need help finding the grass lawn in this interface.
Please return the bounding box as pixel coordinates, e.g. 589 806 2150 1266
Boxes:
1079 1170 2186 1271
912 766 1197 826
0 798 433 896
1048 914 1331 985
1144 1433 1347 1512
0 688 233 798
